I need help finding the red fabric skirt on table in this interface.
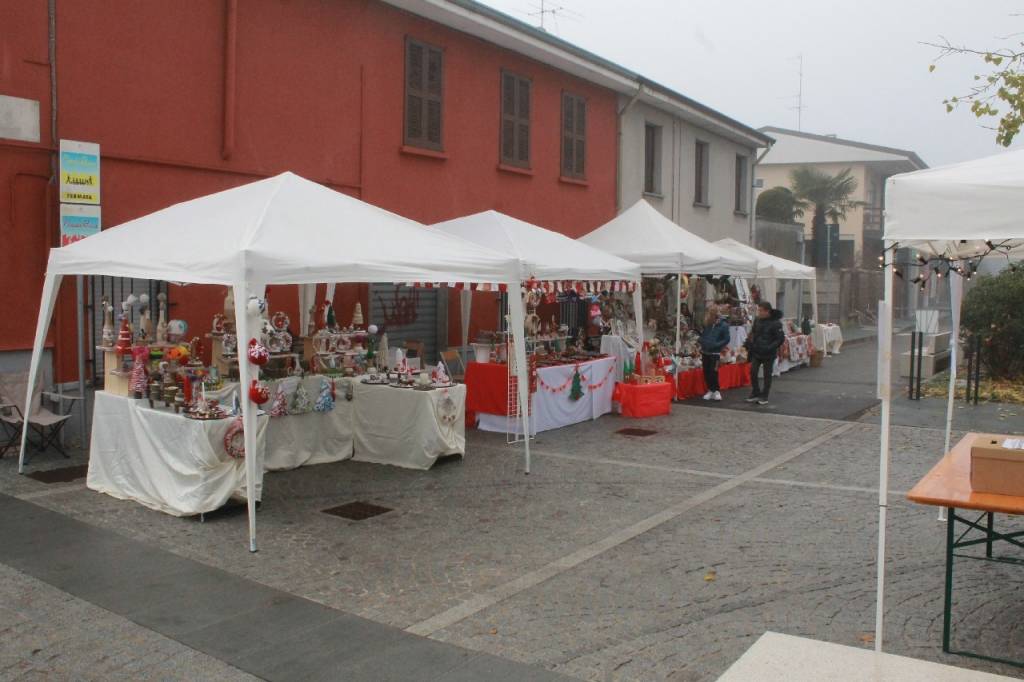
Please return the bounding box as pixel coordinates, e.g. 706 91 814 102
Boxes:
675 362 751 400
613 381 674 418
464 361 511 425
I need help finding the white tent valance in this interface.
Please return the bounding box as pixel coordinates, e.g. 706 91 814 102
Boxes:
432 210 642 283
579 200 758 276
713 238 816 280
21 172 534 553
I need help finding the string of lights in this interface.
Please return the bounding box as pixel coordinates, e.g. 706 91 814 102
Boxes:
877 240 1021 291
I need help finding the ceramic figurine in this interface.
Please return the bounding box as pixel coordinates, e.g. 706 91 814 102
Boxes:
351 302 364 328
223 288 235 327
378 332 389 370
156 293 169 344
101 296 115 347
306 304 317 337
314 377 334 412
432 360 450 386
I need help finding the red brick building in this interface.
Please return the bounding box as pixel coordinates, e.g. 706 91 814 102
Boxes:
1 0 621 381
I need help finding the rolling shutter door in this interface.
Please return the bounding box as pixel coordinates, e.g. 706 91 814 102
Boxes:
368 284 445 364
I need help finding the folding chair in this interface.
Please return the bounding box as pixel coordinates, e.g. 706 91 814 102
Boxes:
0 371 80 462
440 349 466 383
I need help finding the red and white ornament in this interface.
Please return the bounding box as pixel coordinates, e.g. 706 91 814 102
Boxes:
247 338 270 366
248 379 270 405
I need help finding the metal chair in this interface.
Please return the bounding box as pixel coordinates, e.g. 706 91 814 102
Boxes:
404 339 425 360
440 349 466 382
0 371 81 461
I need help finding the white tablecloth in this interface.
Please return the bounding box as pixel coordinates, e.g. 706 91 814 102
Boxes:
352 383 465 469
813 324 844 355
776 334 812 375
477 356 616 435
599 335 637 383
87 391 266 517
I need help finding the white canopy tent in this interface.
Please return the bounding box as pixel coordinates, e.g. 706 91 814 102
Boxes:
580 199 758 350
713 237 819 322
432 210 646 351
19 172 533 552
875 150 1024 650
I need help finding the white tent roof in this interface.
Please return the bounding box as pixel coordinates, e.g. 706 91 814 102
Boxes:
713 238 816 280
47 172 521 286
885 149 1024 258
431 210 641 282
579 200 758 276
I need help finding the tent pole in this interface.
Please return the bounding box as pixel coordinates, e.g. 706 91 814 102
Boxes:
19 273 64 474
460 288 472 365
76 275 88 442
631 284 644 347
507 286 531 473
811 276 819 324
675 273 683 352
943 276 962 455
234 282 264 553
874 242 895 651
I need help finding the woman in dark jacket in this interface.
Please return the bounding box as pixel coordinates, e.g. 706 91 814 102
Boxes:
744 301 785 405
697 309 730 401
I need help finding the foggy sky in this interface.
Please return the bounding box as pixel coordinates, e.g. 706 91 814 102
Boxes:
478 0 1024 167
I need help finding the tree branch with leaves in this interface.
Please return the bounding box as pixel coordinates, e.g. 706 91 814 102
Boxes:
927 35 1024 147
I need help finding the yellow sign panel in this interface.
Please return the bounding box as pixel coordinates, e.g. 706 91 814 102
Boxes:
59 140 100 205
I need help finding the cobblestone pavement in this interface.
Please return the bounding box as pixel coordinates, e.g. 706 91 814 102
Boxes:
1 403 1021 680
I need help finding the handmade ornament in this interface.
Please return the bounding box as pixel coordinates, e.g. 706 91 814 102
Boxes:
307 304 317 337
155 293 169 344
248 379 270 405
114 315 133 356
377 332 389 369
432 360 451 386
166 319 188 343
326 301 338 329
247 338 270 366
271 311 290 331
101 296 115 347
130 346 149 397
435 391 459 430
269 382 289 417
351 302 364 328
223 417 246 458
247 295 267 318
569 365 584 401
211 313 226 334
314 377 335 412
290 381 313 413
138 307 153 342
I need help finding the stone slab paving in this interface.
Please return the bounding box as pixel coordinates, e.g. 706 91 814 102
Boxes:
0 563 258 682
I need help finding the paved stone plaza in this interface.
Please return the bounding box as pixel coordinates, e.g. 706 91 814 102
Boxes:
1 341 1022 680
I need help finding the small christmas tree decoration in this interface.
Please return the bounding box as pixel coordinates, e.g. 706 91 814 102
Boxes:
130 346 149 397
269 382 289 417
290 381 313 414
351 302 364 328
326 300 338 329
314 377 334 412
115 315 133 356
569 365 584 401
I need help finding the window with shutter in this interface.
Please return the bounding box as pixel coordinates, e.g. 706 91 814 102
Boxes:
561 92 586 179
500 71 531 167
405 37 443 151
694 140 710 205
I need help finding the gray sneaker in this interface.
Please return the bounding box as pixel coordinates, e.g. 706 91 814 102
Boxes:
756 399 769 406
744 396 759 403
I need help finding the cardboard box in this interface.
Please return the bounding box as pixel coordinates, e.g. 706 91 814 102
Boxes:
970 434 1024 496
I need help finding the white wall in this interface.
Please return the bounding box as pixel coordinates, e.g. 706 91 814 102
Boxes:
619 99 758 244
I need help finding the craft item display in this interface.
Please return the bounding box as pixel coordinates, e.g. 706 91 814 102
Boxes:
138 307 153 342
291 382 313 413
249 379 270 405
351 302 364 328
166 319 188 343
211 313 226 334
314 377 335 412
130 346 149 397
248 338 270 366
115 315 133 357
269 383 289 417
223 417 246 458
156 293 169 344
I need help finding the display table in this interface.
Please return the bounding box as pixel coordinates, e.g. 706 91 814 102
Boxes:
812 324 843 355
473 356 616 435
87 390 266 517
907 433 1024 668
675 362 751 400
776 334 812 375
612 381 674 418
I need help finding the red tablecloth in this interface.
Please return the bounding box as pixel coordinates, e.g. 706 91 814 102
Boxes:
465 361 511 424
613 381 674 418
676 362 751 400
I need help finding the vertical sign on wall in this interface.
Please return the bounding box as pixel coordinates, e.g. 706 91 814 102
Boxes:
59 204 101 246
59 139 101 205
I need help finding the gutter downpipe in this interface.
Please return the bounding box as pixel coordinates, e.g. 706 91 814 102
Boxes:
749 140 773 246
616 83 643 212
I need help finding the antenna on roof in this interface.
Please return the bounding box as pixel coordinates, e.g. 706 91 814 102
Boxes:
526 0 582 33
788 54 807 131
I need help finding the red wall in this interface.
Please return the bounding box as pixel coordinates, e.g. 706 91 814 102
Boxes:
0 0 618 380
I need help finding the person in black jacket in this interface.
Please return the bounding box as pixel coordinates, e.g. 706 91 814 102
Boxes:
697 309 730 401
744 302 785 405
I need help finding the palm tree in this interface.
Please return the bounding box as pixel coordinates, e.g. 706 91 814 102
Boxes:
789 167 860 266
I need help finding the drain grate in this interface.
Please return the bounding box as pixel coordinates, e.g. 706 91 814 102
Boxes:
322 501 392 521
616 428 658 437
26 464 89 484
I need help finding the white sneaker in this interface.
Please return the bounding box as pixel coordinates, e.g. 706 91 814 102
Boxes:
712 391 723 401
702 391 713 400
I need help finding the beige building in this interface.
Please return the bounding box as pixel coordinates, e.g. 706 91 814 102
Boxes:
755 127 926 266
